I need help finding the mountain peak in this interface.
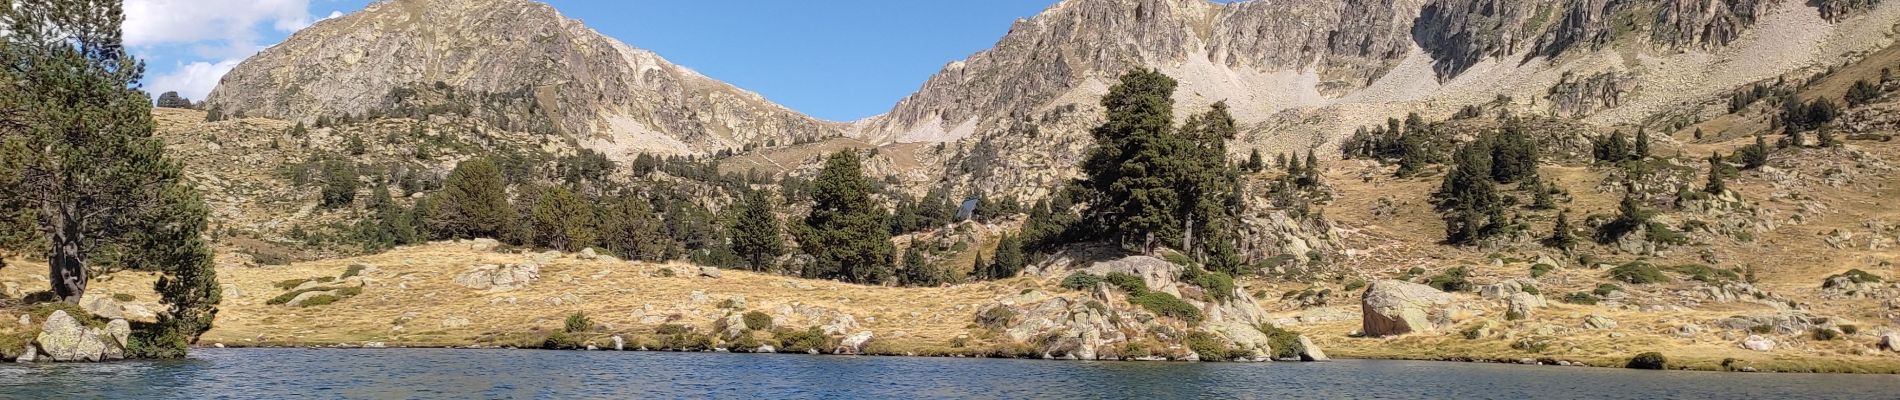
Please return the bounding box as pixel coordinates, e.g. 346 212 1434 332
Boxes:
205 0 843 157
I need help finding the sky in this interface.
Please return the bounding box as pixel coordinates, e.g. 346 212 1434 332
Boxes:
126 0 1057 122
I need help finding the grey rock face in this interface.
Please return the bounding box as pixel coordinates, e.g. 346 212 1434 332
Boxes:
1361 280 1457 336
454 263 541 291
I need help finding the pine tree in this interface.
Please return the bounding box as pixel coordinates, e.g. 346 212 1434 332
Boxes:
729 189 785 272
1246 149 1264 172
1079 69 1185 253
0 0 219 355
1633 128 1650 160
899 245 938 287
1548 210 1577 251
154 91 192 109
1704 152 1728 195
1740 134 1770 169
1436 139 1504 245
797 151 895 284
597 194 669 262
428 158 516 240
319 158 359 209
528 186 595 251
990 233 1025 280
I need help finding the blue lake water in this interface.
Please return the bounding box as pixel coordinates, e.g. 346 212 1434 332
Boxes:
3 348 1899 399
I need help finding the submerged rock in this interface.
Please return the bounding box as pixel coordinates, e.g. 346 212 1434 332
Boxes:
1296 335 1329 361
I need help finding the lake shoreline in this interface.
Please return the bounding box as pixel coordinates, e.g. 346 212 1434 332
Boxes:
192 340 1900 374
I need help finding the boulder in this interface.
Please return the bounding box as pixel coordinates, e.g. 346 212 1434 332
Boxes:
1360 280 1456 336
720 313 747 340
1081 256 1184 297
83 297 125 320
611 335 625 351
1506 292 1544 320
286 290 338 307
1296 335 1329 361
14 345 35 363
440 317 471 328
1 281 22 298
120 304 158 322
698 266 722 278
835 331 874 355
578 248 601 260
756 344 776 353
453 263 541 291
1742 335 1776 351
35 310 107 362
102 319 130 360
1582 315 1617 330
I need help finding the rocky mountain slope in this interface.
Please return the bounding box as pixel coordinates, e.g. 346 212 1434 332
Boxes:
814 0 1900 198
204 0 845 158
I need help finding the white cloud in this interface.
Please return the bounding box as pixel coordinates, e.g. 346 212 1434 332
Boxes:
149 59 243 103
123 0 313 48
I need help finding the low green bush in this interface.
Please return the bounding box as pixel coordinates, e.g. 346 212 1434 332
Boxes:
1191 270 1236 301
1812 328 1841 341
1183 331 1250 362
1593 283 1622 296
1429 266 1472 292
341 264 368 279
1060 272 1103 290
1560 292 1598 305
1530 263 1555 278
295 294 340 308
1343 279 1367 292
1130 291 1202 324
1626 352 1667 370
742 311 773 331
111 293 136 302
1257 323 1302 360
564 312 592 333
1609 262 1670 284
1824 269 1884 287
1668 264 1738 283
1103 272 1149 294
772 326 829 353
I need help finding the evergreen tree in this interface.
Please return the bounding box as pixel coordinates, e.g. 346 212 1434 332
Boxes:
1435 139 1504 245
1740 134 1770 169
154 91 191 109
0 0 219 354
729 189 785 271
1246 149 1264 172
1704 152 1728 195
970 252 986 280
319 158 359 209
1594 130 1632 162
1489 121 1539 184
1633 128 1650 160
1078 69 1185 253
597 194 669 262
428 158 516 240
1527 176 1556 210
990 233 1025 280
899 245 939 287
797 151 895 284
528 186 595 251
1846 79 1881 108
1548 210 1577 251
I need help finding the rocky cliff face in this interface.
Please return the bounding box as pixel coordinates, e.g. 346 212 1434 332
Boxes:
205 0 845 158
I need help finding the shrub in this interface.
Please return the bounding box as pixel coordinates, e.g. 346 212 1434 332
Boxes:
1812 328 1840 341
1103 272 1149 294
295 294 340 308
1669 264 1737 284
541 331 583 350
1428 266 1472 292
1560 292 1599 305
1257 323 1302 360
1841 324 1860 335
1184 332 1250 362
1192 270 1236 301
772 326 829 353
656 268 677 277
1060 272 1103 290
742 311 772 331
1400 266 1427 281
341 264 368 279
1520 284 1540 296
564 312 592 333
1130 292 1202 324
1749 324 1774 334
111 293 136 302
1626 352 1667 370
272 278 312 290
1824 269 1884 288
1343 279 1367 292
1593 283 1622 297
1609 262 1670 284
1530 263 1555 278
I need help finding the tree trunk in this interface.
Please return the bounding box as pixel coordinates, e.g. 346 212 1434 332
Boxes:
49 205 87 303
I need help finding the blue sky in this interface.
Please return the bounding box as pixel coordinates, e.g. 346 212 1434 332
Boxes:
128 0 1056 121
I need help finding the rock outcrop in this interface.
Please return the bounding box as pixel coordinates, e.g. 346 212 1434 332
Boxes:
23 310 131 363
454 263 542 291
1361 280 1457 336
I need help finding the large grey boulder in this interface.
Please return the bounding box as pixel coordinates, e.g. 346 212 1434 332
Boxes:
1296 335 1329 361
1742 335 1776 351
35 310 112 362
835 331 874 355
1583 315 1618 330
1360 280 1456 336
1081 256 1185 296
453 263 541 291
